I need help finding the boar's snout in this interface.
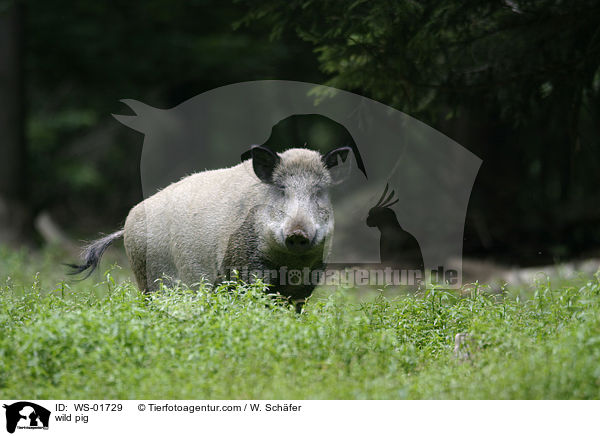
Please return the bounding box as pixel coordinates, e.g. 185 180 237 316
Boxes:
285 229 311 252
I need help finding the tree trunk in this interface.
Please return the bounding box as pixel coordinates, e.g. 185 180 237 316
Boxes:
0 0 31 246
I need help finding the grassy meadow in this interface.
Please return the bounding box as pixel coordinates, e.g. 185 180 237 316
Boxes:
1 245 599 399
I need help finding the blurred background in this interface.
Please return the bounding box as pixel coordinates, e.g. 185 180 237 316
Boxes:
1 0 599 270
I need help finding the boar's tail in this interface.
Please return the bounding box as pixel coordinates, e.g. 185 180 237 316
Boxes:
66 230 125 279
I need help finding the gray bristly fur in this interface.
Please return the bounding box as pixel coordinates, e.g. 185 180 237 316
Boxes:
69 146 350 304
66 230 124 279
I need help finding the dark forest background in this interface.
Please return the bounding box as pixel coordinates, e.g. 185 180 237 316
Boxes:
1 0 599 267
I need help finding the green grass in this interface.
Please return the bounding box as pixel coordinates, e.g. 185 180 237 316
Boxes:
1 246 599 399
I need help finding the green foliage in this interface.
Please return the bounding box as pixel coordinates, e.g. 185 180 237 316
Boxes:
240 0 600 120
1 249 599 399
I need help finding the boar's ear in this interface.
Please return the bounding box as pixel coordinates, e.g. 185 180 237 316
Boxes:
251 145 281 183
323 146 352 184
323 146 352 169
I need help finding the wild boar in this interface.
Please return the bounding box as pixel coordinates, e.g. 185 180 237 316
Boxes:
70 145 350 304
